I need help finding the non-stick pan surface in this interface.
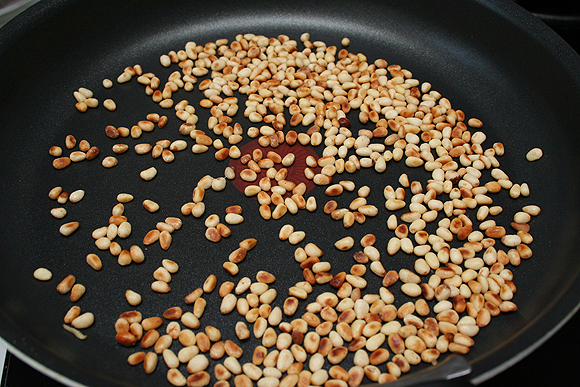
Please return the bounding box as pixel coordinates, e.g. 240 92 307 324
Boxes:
1 0 579 386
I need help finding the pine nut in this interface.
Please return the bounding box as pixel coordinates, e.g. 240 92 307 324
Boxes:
71 312 94 329
125 290 141 306
59 221 79 236
70 284 86 302
56 274 75 294
526 148 543 161
102 156 118 168
151 281 171 293
140 167 158 181
334 236 354 250
34 268 52 281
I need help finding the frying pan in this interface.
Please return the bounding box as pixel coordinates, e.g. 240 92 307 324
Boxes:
1 0 579 386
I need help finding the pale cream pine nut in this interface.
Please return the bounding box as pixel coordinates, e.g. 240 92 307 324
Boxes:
236 294 250 316
260 288 277 304
115 193 133 203
204 214 220 227
103 99 116 111
177 345 199 364
519 182 530 196
116 70 132 83
522 204 541 216
33 268 52 281
235 277 252 294
111 203 125 216
71 312 94 329
289 231 306 245
151 281 171 293
525 147 543 161
225 213 244 225
212 177 227 191
279 224 294 241
117 222 131 238
140 167 157 181
95 236 111 250
187 354 210 374
50 208 67 219
125 290 141 306
220 293 237 314
68 190 85 203
514 211 531 223
106 223 118 240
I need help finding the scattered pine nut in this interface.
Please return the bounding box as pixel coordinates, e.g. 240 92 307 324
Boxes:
103 99 117 111
526 148 543 161
33 268 52 281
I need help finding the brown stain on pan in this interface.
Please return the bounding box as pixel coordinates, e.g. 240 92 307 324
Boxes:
229 139 321 197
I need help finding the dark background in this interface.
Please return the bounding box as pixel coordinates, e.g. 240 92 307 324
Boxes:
2 1 580 386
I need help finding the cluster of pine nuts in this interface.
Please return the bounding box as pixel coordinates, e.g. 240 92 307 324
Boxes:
55 275 95 339
181 173 233 231
223 238 259 276
63 305 93 328
152 259 181 294
89 193 152 268
33 31 545 385
323 183 377 228
50 133 100 170
140 194 183 251
235 148 319 221
48 186 85 236
73 87 99 112
102 113 171 170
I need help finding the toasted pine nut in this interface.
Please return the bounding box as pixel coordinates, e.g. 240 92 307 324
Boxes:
57 274 75 294
59 221 80 236
334 236 354 250
70 284 86 302
224 261 239 275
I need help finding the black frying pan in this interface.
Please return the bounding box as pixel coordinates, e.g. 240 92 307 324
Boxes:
1 0 579 386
